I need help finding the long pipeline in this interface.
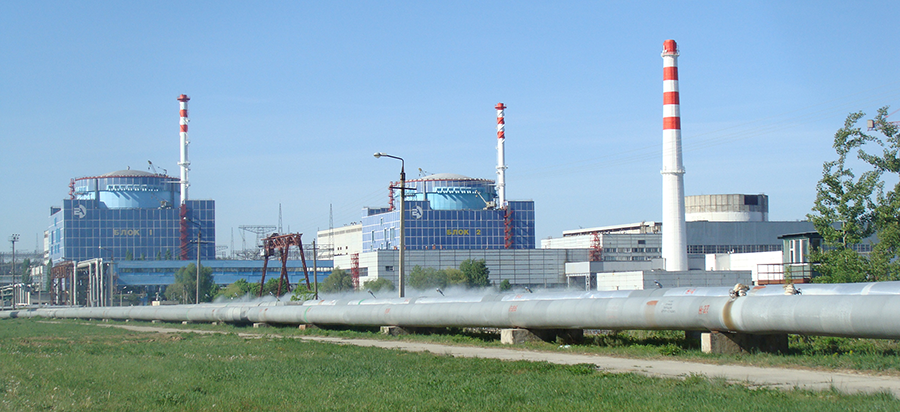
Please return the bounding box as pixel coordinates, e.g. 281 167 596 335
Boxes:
5 281 900 339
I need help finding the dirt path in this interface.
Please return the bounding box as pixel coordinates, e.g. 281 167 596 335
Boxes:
96 323 900 398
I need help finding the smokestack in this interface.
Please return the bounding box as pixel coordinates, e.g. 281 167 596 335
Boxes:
177 94 190 205
661 40 688 271
495 102 508 209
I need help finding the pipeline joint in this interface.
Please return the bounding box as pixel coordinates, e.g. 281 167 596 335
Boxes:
729 283 749 299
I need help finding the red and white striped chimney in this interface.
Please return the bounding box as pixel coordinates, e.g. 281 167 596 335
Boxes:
177 94 191 205
661 40 688 271
495 102 508 209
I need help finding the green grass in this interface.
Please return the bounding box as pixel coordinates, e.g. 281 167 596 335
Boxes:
1 319 898 411
148 320 900 375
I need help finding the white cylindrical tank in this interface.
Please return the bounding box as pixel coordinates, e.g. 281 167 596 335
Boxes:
685 194 769 222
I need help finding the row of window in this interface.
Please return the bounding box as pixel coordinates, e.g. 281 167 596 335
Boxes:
604 247 660 253
686 244 782 254
602 256 658 261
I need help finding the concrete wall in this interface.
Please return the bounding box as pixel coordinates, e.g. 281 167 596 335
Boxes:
705 251 782 283
355 249 591 289
597 270 751 291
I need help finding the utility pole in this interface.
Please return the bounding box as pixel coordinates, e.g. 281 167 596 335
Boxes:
9 234 19 307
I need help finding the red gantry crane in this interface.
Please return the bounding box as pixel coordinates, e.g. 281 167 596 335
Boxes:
258 233 311 297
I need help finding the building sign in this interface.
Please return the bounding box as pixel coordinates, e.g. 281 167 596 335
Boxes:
446 229 482 236
113 229 143 236
74 204 87 219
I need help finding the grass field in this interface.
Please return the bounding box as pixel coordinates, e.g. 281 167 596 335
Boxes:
152 320 900 376
1 319 898 411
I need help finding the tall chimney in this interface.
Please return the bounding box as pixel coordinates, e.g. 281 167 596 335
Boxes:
495 102 508 209
177 94 191 205
661 40 688 271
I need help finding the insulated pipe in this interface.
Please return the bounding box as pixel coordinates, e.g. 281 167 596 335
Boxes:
6 282 900 339
495 103 508 209
177 94 190 205
661 40 688 271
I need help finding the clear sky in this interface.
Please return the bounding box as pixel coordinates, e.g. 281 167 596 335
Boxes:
2 1 899 254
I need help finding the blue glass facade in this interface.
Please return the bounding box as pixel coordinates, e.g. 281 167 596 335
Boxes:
362 200 535 251
49 170 215 263
114 260 332 286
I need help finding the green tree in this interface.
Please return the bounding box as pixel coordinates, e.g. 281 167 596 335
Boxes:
444 268 467 286
164 249 173 260
363 278 395 293
217 278 253 299
499 279 512 292
164 263 216 303
407 265 448 290
460 259 491 288
809 107 900 282
20 258 32 284
320 267 354 293
262 278 286 297
291 284 316 302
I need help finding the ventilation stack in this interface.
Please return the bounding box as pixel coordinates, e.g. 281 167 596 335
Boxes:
177 94 191 260
495 102 508 209
177 94 191 205
661 40 688 271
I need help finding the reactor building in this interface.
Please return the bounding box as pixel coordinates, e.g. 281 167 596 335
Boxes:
48 169 215 263
362 173 535 252
48 94 215 264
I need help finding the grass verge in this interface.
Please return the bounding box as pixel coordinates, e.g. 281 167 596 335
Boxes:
1 318 898 411
138 319 900 376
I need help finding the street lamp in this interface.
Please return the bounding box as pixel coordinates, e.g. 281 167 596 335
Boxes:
374 152 406 298
183 217 202 304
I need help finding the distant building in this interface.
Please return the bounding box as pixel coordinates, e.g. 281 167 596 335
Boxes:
361 173 535 251
48 169 215 263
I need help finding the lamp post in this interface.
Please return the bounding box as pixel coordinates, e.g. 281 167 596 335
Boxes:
374 152 406 298
183 217 202 304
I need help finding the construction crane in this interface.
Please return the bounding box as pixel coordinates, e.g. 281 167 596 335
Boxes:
147 160 167 176
867 108 900 131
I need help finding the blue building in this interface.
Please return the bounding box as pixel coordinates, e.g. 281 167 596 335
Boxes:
48 169 215 263
115 260 332 287
362 173 535 251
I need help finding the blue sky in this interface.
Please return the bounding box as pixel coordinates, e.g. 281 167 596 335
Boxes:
2 1 899 253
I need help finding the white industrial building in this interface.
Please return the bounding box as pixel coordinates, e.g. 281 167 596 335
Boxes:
543 194 815 290
316 224 363 260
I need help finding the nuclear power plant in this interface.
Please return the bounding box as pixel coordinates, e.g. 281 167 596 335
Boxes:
321 40 814 291
7 39 865 326
3 38 897 358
